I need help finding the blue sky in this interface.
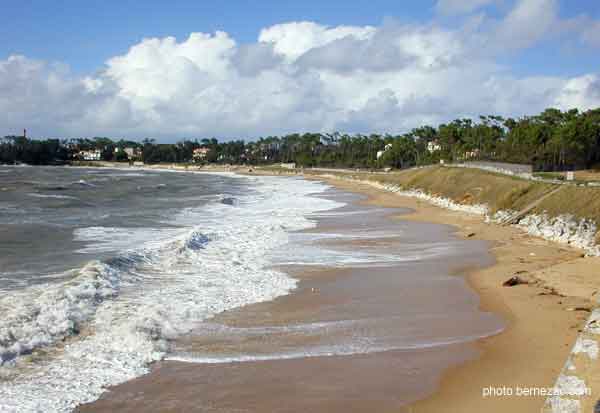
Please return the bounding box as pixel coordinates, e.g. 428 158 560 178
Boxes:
3 0 598 75
1 0 600 140
2 0 432 73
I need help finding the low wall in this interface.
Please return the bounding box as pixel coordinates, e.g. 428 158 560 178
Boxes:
457 161 533 176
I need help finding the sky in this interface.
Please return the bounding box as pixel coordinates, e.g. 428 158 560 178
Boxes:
2 0 600 141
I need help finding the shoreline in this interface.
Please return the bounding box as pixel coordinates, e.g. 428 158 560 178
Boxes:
80 173 502 412
314 175 599 412
61 162 600 410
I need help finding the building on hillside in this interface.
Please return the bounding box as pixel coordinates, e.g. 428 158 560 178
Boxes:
125 147 137 158
193 147 211 162
280 162 296 169
260 142 281 151
76 150 102 161
114 147 141 160
376 143 393 160
463 149 480 160
427 141 441 153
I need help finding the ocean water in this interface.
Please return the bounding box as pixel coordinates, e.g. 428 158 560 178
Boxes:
0 166 503 412
0 166 344 412
166 190 504 368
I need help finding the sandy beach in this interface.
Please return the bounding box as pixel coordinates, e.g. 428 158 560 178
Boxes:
78 172 599 412
320 177 598 412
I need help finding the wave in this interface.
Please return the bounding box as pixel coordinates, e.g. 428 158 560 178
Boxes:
270 241 458 267
166 325 505 365
72 179 96 187
0 261 121 367
184 231 212 250
0 175 345 413
73 226 183 254
219 196 238 205
308 207 390 217
27 193 79 200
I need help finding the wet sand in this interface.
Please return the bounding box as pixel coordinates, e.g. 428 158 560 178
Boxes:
79 176 591 413
321 178 592 412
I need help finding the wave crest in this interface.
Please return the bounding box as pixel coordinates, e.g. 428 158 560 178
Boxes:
0 261 120 366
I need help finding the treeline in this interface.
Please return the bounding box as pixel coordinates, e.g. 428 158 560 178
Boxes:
222 107 600 171
2 107 600 171
0 136 69 165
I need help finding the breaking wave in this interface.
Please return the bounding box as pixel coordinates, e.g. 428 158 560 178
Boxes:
27 193 79 200
165 315 504 364
0 175 343 413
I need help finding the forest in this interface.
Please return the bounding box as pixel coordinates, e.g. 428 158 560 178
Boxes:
2 107 600 171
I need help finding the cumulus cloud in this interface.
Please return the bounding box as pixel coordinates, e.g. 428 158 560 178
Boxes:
258 21 376 61
2 1 600 141
296 22 465 73
555 75 600 110
0 55 133 137
493 0 559 50
232 43 282 76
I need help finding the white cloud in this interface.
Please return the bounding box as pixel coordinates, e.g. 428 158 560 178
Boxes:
493 0 559 50
2 4 600 141
258 21 376 61
0 55 133 137
295 23 465 73
555 75 600 111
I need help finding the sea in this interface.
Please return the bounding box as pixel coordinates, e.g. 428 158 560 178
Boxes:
0 166 347 411
0 165 504 412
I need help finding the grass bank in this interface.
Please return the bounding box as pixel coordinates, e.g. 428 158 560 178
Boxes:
298 166 600 227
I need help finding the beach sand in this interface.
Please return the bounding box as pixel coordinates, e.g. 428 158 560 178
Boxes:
79 174 596 412
320 177 596 412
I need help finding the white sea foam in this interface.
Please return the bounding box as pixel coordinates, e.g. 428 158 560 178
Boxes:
73 226 183 254
308 207 390 217
272 239 457 267
165 328 504 364
102 172 150 178
0 261 121 366
27 193 79 200
0 175 344 412
293 230 403 240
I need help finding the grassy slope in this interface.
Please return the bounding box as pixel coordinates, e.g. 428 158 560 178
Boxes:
301 166 600 226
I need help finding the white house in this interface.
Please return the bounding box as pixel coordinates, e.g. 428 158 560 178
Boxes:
427 141 441 153
193 147 210 162
377 143 393 160
124 147 137 158
114 147 139 160
77 150 102 161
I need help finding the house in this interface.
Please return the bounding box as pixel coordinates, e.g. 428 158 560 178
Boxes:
76 150 102 161
114 147 140 160
280 162 296 169
124 147 137 158
193 147 211 162
427 141 441 153
464 149 480 159
376 143 393 160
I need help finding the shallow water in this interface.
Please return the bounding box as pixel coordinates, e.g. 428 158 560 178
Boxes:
80 186 506 413
171 189 503 362
1 168 504 412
